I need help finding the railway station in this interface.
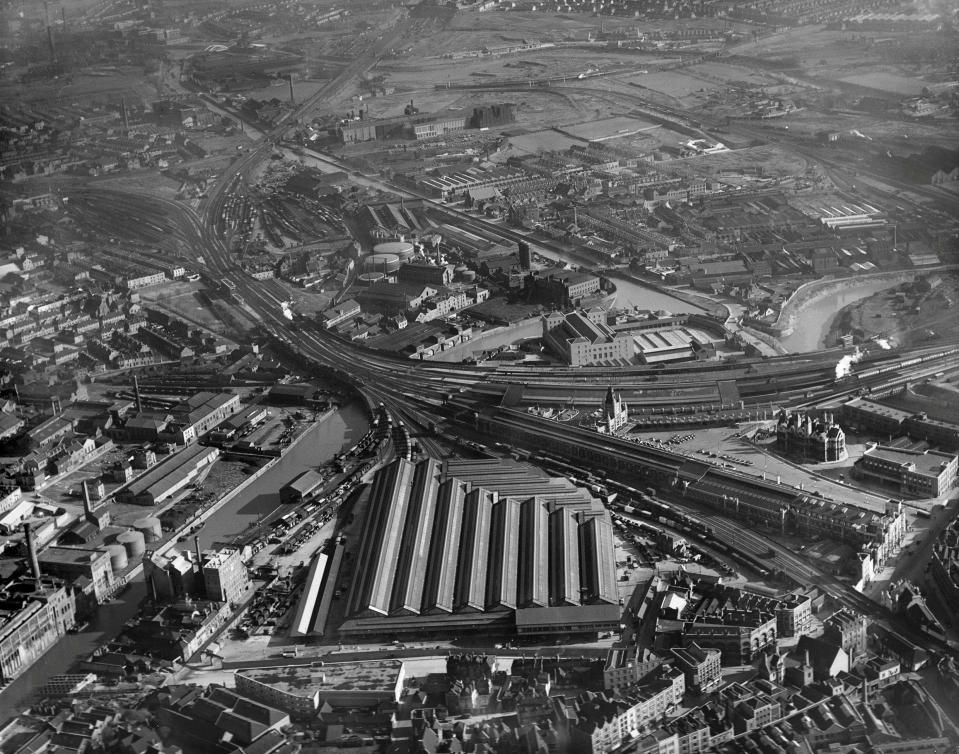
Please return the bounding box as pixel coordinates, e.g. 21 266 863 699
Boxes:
339 457 620 638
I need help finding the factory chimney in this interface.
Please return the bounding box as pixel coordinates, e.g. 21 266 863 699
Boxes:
288 74 295 106
61 7 67 32
193 535 203 568
82 479 98 526
134 374 143 414
44 2 56 64
23 523 41 581
120 96 129 135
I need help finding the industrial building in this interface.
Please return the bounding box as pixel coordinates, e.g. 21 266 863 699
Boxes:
38 545 115 603
0 575 76 682
341 458 619 638
123 600 230 662
530 269 602 306
202 547 250 606
631 328 712 365
280 469 326 505
170 391 241 444
852 444 957 498
842 397 959 450
289 541 344 638
542 309 634 367
115 445 220 506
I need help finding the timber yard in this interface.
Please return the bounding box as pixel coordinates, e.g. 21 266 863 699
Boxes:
1 0 959 752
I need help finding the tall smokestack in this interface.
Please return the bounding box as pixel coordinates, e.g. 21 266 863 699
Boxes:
120 96 129 135
23 523 41 581
61 7 66 32
194 535 203 568
82 479 98 526
288 74 295 106
44 2 56 64
134 375 143 414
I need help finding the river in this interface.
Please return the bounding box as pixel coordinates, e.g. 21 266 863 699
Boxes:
0 402 369 719
531 248 707 314
778 277 908 353
609 279 707 314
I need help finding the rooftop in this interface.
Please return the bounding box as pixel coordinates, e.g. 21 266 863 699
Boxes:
236 660 404 697
38 546 109 567
862 445 957 474
844 397 913 422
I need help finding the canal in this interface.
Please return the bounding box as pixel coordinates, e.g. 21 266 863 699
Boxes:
0 402 369 718
195 401 370 550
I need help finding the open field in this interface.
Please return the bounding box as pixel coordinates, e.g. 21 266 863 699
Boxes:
90 171 185 199
507 128 586 154
136 282 258 341
378 47 671 92
560 115 659 141
839 71 927 96
669 145 808 180
239 78 332 104
0 68 159 107
623 69 719 99
191 132 256 155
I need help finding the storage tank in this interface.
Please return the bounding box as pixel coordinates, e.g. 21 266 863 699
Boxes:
134 516 162 542
460 270 477 283
356 272 386 286
373 241 415 261
362 253 401 274
117 530 146 560
106 544 128 573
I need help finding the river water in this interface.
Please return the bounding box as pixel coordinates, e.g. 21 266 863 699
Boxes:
195 401 369 550
532 248 707 314
610 280 707 314
0 402 369 718
778 277 906 353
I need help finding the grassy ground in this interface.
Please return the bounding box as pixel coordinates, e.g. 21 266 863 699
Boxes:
827 273 959 349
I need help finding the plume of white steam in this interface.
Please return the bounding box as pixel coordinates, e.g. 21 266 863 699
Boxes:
835 349 863 380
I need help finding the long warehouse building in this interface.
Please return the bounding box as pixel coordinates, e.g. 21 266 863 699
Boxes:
343 458 619 637
115 444 220 506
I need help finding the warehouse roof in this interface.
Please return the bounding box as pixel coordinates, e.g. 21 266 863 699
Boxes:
121 444 219 501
